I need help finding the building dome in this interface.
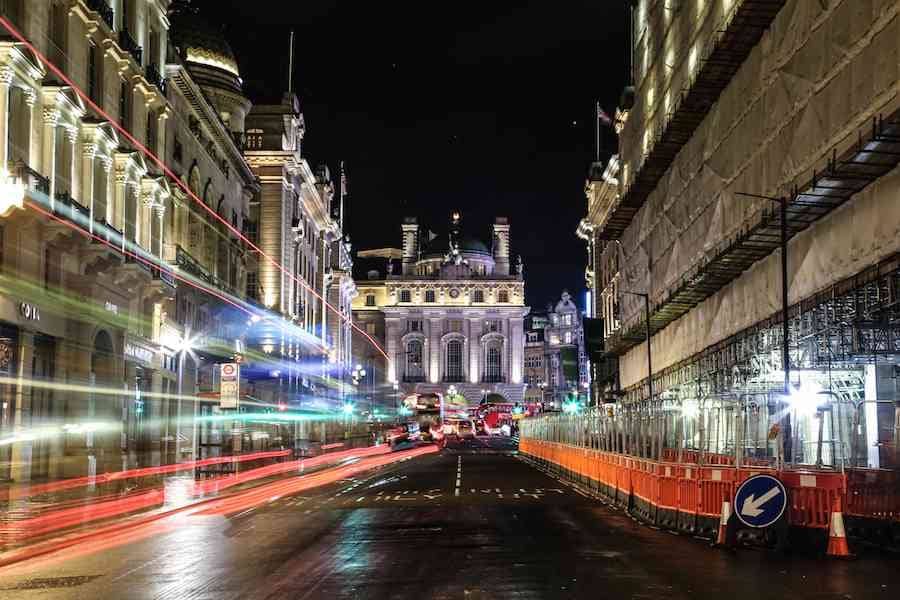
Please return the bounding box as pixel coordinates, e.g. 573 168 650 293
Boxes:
168 2 251 132
421 233 491 258
169 5 240 79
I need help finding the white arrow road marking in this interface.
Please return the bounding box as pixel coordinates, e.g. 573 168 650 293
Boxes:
741 486 782 518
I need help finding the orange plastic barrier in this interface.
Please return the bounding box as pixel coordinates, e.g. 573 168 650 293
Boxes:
520 438 861 533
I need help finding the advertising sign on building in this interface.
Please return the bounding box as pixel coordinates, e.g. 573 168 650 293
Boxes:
219 362 240 409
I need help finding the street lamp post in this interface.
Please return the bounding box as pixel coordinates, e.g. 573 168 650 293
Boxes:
736 192 792 462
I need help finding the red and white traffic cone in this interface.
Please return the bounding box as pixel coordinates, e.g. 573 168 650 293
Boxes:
716 499 731 546
826 497 852 558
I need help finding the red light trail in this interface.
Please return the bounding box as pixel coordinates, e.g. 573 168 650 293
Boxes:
0 15 388 361
5 449 292 501
0 446 437 570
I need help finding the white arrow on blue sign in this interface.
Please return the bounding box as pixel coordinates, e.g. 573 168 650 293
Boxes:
733 474 788 528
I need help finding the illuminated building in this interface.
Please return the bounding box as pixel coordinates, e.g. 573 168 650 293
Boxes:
582 1 900 467
352 213 528 408
242 98 356 412
538 291 589 410
0 1 352 481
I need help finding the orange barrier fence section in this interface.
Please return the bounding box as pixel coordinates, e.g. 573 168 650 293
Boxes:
520 438 899 532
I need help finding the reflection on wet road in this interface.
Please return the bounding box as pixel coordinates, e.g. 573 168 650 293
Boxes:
0 436 897 599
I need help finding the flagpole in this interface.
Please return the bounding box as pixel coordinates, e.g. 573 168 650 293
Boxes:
339 160 345 231
595 101 601 162
288 30 295 94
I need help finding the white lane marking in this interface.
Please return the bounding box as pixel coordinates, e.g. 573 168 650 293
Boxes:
455 455 462 496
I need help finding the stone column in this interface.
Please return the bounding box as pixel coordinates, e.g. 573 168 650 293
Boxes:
140 187 155 251
114 168 128 235
24 89 36 168
0 68 12 168
429 318 441 383
81 141 96 226
65 125 78 201
42 107 60 203
468 317 480 383
154 203 165 257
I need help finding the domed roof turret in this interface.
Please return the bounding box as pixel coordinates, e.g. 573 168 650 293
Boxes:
421 233 491 257
420 212 493 259
169 1 242 94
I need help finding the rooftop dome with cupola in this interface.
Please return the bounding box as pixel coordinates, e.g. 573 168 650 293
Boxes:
168 0 250 132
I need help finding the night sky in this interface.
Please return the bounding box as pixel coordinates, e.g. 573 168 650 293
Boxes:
194 0 628 309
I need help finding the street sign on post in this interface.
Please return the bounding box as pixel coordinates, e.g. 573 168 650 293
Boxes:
734 474 788 528
219 362 240 409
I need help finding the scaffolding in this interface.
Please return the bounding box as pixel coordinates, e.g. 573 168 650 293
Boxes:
606 113 900 357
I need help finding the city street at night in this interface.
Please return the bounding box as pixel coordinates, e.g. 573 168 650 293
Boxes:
2 0 900 597
0 437 896 599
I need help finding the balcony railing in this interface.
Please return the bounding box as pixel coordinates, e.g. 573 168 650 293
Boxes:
85 0 114 31
117 29 143 65
145 63 165 94
152 266 177 289
52 191 90 224
13 161 49 196
175 245 213 284
402 375 426 383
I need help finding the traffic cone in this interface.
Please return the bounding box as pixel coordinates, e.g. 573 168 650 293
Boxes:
716 498 731 546
826 497 852 558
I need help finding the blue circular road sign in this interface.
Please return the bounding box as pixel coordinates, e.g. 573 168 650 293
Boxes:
733 474 788 529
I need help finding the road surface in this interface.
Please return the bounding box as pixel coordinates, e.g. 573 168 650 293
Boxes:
0 435 896 599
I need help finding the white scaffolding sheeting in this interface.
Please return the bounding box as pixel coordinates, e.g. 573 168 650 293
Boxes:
618 1 900 388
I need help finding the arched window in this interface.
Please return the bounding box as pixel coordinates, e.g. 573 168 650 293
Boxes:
406 340 423 381
485 342 502 382
445 340 462 382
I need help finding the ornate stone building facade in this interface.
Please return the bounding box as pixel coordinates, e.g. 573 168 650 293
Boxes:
0 0 354 481
352 214 528 406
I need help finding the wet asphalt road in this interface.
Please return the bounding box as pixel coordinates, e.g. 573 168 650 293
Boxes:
0 435 898 599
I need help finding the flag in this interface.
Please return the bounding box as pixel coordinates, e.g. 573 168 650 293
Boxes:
340 161 349 198
597 103 612 126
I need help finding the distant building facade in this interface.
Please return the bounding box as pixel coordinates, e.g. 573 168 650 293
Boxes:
352 213 528 408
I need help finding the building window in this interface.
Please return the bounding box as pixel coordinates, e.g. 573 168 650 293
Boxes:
87 42 104 107
564 331 573 344
119 81 132 130
448 319 463 333
406 340 423 380
485 319 501 333
399 289 411 303
365 294 375 307
49 1 67 69
425 290 436 303
365 322 376 335
244 219 257 243
498 290 510 303
8 87 30 165
446 340 463 382
44 247 62 289
472 289 484 303
146 110 158 154
3 0 24 30
485 343 502 382
562 314 573 326
173 136 183 163
246 271 258 300
408 319 422 332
